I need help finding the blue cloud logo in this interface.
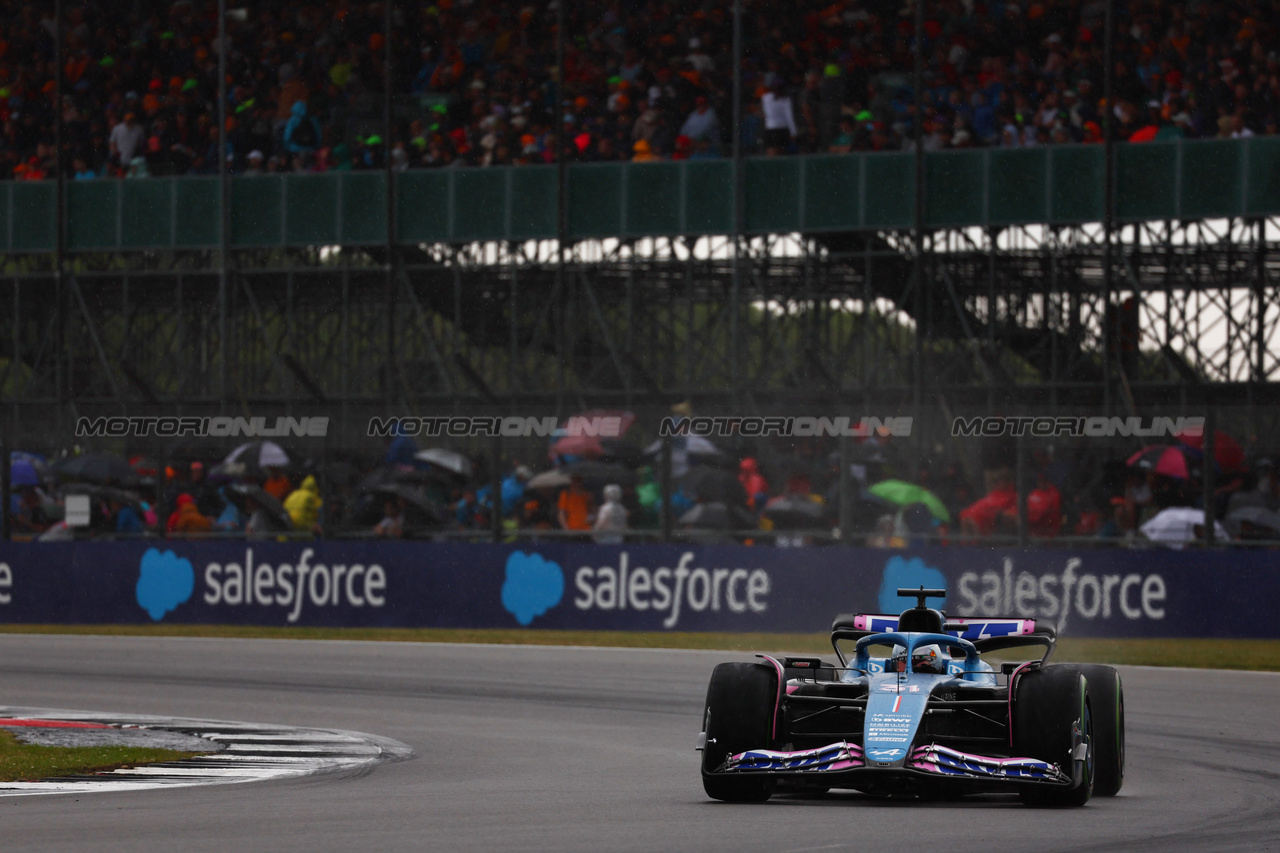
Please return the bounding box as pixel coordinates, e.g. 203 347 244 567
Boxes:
878 555 947 614
501 552 564 626
136 548 195 621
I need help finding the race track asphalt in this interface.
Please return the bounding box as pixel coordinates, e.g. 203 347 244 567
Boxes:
0 634 1276 853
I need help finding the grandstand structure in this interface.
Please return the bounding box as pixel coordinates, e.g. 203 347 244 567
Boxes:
2 138 1279 443
3 0 1280 451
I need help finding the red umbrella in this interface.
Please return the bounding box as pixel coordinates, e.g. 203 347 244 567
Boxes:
1126 445 1199 479
1176 429 1246 473
1128 125 1159 143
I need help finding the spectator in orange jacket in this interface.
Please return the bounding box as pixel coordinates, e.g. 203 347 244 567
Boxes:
168 494 213 534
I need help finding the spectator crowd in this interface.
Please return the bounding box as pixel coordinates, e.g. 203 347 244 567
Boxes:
7 417 1279 549
1 0 1277 181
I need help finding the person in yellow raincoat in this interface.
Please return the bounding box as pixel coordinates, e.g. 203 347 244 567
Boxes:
284 475 323 534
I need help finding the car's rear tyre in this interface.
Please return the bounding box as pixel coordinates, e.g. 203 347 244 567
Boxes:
1070 664 1124 796
1013 665 1093 807
700 662 778 803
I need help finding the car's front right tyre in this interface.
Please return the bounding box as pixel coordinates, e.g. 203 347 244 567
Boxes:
700 661 778 803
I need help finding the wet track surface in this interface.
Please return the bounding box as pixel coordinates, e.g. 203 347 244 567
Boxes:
0 634 1277 852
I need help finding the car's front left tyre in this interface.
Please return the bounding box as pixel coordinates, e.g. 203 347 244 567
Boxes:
1069 664 1124 796
1013 665 1093 807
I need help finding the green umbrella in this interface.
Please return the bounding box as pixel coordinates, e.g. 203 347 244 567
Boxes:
867 479 950 522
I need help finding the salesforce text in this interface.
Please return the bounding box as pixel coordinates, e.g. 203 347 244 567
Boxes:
203 548 385 622
574 552 770 628
956 558 1165 632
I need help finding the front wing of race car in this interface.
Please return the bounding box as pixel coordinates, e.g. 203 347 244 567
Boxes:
715 740 1072 792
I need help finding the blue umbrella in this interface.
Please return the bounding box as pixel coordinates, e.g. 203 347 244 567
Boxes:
10 460 38 487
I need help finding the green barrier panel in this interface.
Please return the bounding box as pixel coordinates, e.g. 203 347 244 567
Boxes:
0 184 10 251
1246 136 1280 216
66 180 119 250
15 141 1280 254
684 160 732 233
744 158 801 232
12 182 55 251
231 176 283 246
926 150 985 227
285 173 340 246
121 179 174 248
803 155 860 231
568 164 622 238
988 147 1049 224
174 178 219 247
397 170 450 243
1180 139 1243 219
453 169 507 241
863 152 914 228
341 172 387 244
625 162 681 236
1117 143 1178 221
509 167 556 239
1048 146 1103 222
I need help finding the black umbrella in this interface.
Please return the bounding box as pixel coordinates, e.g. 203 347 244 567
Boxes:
369 482 444 524
62 483 143 508
680 466 747 506
53 453 138 486
225 483 292 531
596 439 646 468
679 502 758 530
761 494 829 529
566 460 637 489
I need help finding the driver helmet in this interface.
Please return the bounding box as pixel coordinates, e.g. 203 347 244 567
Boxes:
911 644 947 674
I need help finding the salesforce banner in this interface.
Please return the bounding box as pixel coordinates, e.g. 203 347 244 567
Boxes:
0 541 1274 638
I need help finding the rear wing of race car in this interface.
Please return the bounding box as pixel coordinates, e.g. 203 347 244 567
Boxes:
830 613 1057 661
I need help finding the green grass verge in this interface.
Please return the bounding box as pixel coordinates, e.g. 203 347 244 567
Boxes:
2 624 1279 672
0 729 199 782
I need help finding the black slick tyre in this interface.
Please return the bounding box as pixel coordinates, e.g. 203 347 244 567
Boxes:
1013 665 1093 807
699 662 778 803
1070 664 1124 796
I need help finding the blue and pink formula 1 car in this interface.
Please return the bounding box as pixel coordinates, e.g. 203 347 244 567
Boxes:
696 587 1124 805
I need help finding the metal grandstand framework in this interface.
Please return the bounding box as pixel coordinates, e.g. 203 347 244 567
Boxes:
4 210 1280 447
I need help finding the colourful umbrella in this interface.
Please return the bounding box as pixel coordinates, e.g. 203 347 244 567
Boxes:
1126 445 1199 479
9 459 39 488
867 479 950 522
1176 429 1246 473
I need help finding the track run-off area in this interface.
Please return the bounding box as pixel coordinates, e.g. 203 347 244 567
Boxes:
0 633 1276 852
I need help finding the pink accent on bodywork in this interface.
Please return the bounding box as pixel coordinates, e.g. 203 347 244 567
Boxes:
853 615 869 631
1007 661 1036 747
1022 620 1036 635
726 741 864 773
909 744 1067 782
757 654 786 740
786 684 800 695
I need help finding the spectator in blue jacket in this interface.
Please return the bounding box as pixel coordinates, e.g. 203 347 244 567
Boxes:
284 100 322 155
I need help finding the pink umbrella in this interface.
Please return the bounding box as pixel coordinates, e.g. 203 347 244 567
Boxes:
1126 445 1198 479
548 410 636 459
